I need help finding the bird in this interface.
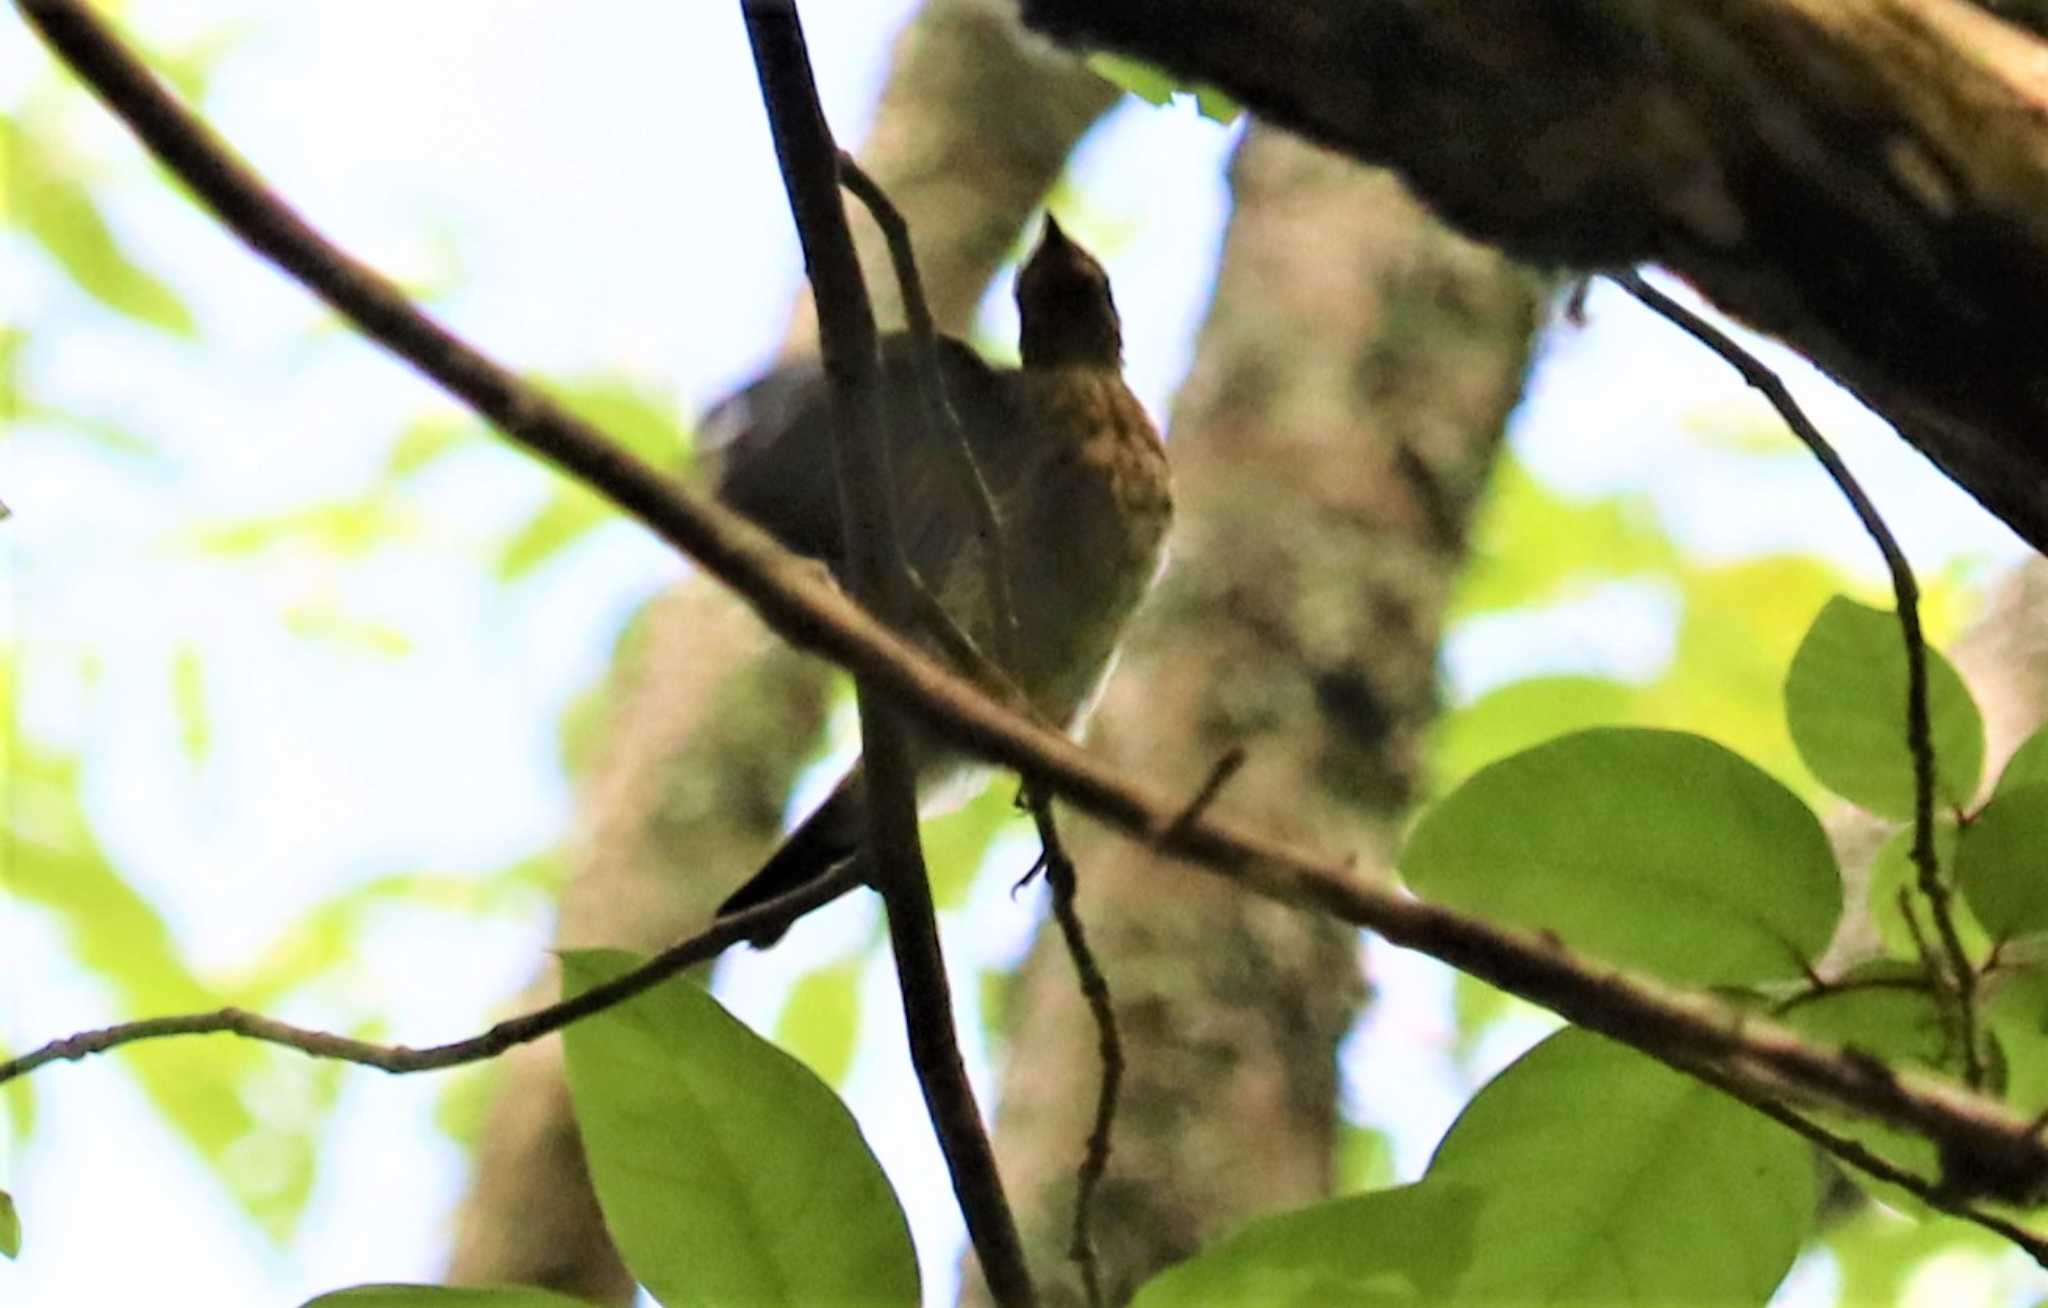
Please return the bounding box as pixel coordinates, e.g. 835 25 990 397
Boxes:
703 215 1172 944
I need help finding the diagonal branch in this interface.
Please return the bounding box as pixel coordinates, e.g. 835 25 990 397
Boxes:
19 0 2048 1255
0 868 855 1081
737 6 1034 1306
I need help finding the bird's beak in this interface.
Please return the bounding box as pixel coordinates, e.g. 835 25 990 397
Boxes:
1042 213 1069 246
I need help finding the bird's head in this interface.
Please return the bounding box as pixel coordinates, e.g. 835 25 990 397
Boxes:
1016 214 1122 369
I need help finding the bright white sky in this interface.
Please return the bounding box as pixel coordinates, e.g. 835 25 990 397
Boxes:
2 3 2039 1307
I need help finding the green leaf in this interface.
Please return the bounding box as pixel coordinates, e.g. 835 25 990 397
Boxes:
1780 969 1955 1210
1987 966 2048 1117
384 414 479 479
560 950 917 1308
1426 1028 1812 1304
190 499 416 558
171 644 209 763
1401 728 1840 984
281 603 413 656
774 957 865 1086
550 376 689 469
1427 675 1637 795
1448 973 1552 1067
0 1189 19 1259
494 488 613 580
1192 85 1242 124
1086 53 1241 123
1452 458 1680 616
7 741 260 1177
301 1285 593 1307
1335 1123 1396 1195
1784 596 1984 818
1087 53 1178 105
1131 1182 1481 1308
1958 783 2048 940
1999 724 2048 797
1826 1206 2007 1308
1780 963 1952 1071
1863 821 1980 961
1 1041 37 1144
922 780 1024 909
8 119 198 337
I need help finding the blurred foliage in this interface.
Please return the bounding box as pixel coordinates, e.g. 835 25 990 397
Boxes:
1087 52 1241 124
5 113 198 338
1434 455 1979 802
490 377 692 580
775 955 866 1088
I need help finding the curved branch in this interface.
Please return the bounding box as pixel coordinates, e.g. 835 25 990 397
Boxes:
21 0 2048 1241
0 869 855 1081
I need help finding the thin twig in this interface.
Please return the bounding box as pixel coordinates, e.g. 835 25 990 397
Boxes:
23 0 2048 1250
1686 1062 2048 1268
1025 787 1119 1308
1770 970 1935 1019
1160 747 1249 844
1615 270 1982 1087
836 151 1022 670
0 867 856 1084
740 6 1035 1307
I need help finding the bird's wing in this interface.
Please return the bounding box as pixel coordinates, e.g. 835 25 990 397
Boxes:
700 334 1017 590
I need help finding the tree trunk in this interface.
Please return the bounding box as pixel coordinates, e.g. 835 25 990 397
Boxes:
963 125 1542 1307
1018 0 2048 557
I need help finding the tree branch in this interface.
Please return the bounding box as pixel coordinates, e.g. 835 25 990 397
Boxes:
1615 271 1983 1087
1018 0 2048 557
0 868 855 1082
21 0 2048 1246
737 6 1035 1306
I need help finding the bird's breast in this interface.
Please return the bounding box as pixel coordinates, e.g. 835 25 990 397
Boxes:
991 369 1172 723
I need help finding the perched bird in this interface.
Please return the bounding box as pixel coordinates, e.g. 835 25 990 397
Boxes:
705 215 1172 942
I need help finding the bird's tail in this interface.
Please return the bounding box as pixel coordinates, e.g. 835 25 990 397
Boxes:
717 768 868 945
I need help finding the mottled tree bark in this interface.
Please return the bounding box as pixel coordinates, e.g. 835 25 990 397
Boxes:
963 126 1542 1307
442 1 1117 1297
1019 0 2048 557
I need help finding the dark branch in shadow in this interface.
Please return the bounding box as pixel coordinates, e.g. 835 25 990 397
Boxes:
739 6 1036 1306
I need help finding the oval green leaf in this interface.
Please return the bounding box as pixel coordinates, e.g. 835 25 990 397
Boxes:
1130 1182 1481 1308
1959 783 2048 940
774 957 864 1086
0 1188 19 1259
1861 821 1983 962
1987 967 2048 1117
1780 968 1953 1213
302 1286 591 1307
1426 1028 1813 1304
1401 728 1840 984
1784 596 1983 818
11 120 199 337
560 950 917 1308
1996 724 2048 797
